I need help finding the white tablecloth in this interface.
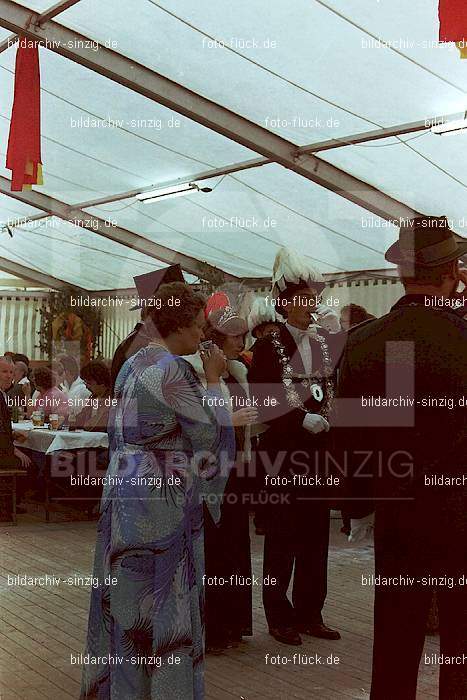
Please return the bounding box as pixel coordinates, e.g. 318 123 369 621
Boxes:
13 421 108 454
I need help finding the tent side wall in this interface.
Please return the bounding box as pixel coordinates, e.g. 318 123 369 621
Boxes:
0 276 404 360
100 298 136 360
0 294 48 361
325 278 404 318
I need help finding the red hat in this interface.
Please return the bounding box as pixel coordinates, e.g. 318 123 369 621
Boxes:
205 291 247 335
204 291 230 319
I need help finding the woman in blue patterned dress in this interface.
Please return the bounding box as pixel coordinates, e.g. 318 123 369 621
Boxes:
80 283 235 700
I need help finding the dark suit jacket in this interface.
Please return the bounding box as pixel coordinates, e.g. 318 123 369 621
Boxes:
335 295 466 578
0 391 17 469
110 322 151 391
249 323 345 525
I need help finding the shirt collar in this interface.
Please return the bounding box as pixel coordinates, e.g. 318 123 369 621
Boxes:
286 322 313 340
69 377 84 391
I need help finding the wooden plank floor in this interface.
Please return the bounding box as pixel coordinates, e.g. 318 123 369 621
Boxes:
0 516 439 699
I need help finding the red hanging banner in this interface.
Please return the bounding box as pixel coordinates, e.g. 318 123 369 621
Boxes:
6 39 43 192
439 0 467 41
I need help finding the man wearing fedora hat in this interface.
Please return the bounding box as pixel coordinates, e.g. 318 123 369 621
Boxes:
335 216 466 699
110 264 185 390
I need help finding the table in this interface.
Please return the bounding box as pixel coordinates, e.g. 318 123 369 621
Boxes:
0 469 27 525
12 421 108 453
13 422 108 522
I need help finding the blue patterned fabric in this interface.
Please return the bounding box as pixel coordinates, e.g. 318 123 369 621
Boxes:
80 345 234 700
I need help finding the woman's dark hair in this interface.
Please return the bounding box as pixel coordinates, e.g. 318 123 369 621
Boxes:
13 353 29 365
148 282 205 338
81 361 111 389
33 366 56 391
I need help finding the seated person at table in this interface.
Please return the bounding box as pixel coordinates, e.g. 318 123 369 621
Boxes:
28 366 69 421
52 353 69 392
6 361 32 408
75 361 111 432
0 356 22 404
0 357 31 470
12 354 35 392
59 355 91 418
1 356 23 406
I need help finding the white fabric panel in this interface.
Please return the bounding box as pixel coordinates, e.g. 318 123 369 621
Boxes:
0 216 181 290
0 294 47 360
12 0 50 10
0 192 44 223
320 132 467 236
87 163 395 278
61 0 467 143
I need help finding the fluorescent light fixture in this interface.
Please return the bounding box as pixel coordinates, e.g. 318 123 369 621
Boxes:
431 115 467 135
136 182 212 203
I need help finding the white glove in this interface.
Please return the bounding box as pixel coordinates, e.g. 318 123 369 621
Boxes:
315 305 341 333
303 413 330 434
349 513 374 543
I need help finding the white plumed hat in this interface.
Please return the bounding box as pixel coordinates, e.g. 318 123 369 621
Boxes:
271 247 325 299
247 296 277 334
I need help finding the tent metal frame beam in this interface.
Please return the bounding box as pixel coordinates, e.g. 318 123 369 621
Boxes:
63 116 450 211
297 119 438 154
36 0 83 24
0 0 419 224
0 0 83 54
0 176 237 282
0 254 81 290
2 113 453 245
1 115 450 223
76 157 268 210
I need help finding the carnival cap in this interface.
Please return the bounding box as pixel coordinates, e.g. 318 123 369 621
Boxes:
205 291 248 336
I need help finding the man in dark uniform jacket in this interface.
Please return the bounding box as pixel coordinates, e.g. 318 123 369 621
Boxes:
0 359 17 468
110 264 184 389
335 216 466 700
0 357 30 470
249 247 345 646
110 312 151 391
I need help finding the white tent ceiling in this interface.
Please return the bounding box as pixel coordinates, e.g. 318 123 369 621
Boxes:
0 0 465 290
